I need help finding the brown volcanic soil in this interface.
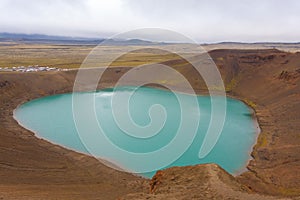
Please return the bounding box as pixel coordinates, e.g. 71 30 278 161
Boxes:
0 69 149 199
121 164 281 200
208 49 300 196
0 49 299 199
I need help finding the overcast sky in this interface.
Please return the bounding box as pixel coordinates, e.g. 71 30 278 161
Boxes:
0 0 299 42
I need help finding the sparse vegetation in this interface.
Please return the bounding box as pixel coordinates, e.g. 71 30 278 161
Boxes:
278 186 300 196
0 43 182 69
256 133 268 147
243 98 257 108
225 77 238 92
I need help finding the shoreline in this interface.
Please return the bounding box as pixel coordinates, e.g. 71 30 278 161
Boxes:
12 103 147 180
233 101 262 176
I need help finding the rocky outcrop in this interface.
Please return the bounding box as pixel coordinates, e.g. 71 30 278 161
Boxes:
121 164 282 200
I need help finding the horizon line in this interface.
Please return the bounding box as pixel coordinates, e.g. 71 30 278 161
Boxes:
0 32 300 45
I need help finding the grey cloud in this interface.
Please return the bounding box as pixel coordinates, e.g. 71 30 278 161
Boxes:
0 0 299 42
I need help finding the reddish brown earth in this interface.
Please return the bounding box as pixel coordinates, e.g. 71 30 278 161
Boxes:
0 49 299 199
209 49 300 196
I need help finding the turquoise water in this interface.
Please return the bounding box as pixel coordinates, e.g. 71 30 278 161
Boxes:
14 86 257 177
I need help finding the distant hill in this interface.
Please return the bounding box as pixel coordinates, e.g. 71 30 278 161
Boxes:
0 32 165 45
0 32 90 40
0 32 102 45
2 32 298 46
101 38 163 45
